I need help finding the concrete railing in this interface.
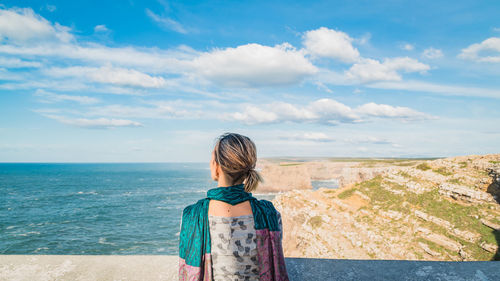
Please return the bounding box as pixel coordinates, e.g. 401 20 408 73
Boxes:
1 255 499 280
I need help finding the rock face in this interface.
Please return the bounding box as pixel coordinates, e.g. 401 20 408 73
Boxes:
256 159 397 192
303 161 392 188
272 154 500 261
487 165 500 201
257 161 312 192
438 182 495 203
489 166 500 184
336 167 390 188
302 162 358 180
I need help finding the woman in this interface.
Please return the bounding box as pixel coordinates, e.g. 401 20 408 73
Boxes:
179 133 289 281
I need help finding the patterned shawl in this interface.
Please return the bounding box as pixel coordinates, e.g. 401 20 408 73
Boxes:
178 184 289 281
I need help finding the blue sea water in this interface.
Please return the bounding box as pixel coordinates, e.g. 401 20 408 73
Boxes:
0 163 274 255
311 179 339 190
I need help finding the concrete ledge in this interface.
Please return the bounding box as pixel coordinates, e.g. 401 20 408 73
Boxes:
0 255 178 281
1 255 499 281
285 258 500 281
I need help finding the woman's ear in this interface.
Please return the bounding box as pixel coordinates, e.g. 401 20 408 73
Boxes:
214 161 219 181
218 161 226 178
210 151 219 181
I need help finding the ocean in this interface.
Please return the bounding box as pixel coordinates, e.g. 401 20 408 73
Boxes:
0 163 276 255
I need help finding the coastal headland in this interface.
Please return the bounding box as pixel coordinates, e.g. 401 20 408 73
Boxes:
263 154 500 261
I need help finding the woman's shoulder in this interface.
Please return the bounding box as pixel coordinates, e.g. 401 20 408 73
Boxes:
250 198 282 231
252 198 279 213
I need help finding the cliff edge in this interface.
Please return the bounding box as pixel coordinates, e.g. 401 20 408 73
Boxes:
271 154 500 261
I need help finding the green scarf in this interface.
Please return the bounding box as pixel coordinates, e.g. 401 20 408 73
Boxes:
207 183 254 205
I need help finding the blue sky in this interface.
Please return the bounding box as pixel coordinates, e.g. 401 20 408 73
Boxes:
0 0 499 162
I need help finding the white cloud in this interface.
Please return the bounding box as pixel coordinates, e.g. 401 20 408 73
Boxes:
94 25 109 33
383 57 430 72
0 7 72 43
34 89 100 104
193 43 317 87
346 58 400 82
314 81 334 93
401 43 414 51
231 105 279 124
89 66 166 88
343 136 393 145
0 9 431 92
226 98 431 125
345 57 430 83
44 5 57 12
355 102 431 121
308 99 359 123
0 78 146 96
354 33 371 45
86 103 198 119
422 47 443 59
34 100 207 122
43 115 142 129
0 56 41 68
368 80 500 99
303 27 360 63
0 8 197 75
0 41 194 73
36 99 422 127
145 8 187 34
0 68 25 81
280 132 336 142
45 65 167 88
459 37 500 62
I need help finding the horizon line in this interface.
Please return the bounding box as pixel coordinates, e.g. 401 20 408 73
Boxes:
0 156 447 164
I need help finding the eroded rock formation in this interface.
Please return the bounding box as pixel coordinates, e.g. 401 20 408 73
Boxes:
270 154 500 261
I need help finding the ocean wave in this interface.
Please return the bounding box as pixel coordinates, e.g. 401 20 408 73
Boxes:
158 189 207 195
98 237 116 246
33 247 49 253
15 231 41 237
118 245 140 252
76 191 98 195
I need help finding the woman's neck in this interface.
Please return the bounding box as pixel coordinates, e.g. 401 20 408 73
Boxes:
217 175 243 188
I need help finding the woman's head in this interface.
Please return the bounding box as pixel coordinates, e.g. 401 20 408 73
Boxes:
210 132 263 192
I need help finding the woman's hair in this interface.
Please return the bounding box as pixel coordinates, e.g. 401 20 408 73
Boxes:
213 132 263 192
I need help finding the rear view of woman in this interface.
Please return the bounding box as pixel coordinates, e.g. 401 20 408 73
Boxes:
179 133 289 281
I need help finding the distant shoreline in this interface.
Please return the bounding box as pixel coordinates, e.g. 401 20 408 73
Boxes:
262 156 443 163
0 157 443 164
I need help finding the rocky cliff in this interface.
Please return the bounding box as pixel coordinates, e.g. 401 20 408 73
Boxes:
256 161 312 192
270 154 500 261
257 158 399 192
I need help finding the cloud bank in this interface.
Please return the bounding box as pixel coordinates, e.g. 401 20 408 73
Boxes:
227 98 432 125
